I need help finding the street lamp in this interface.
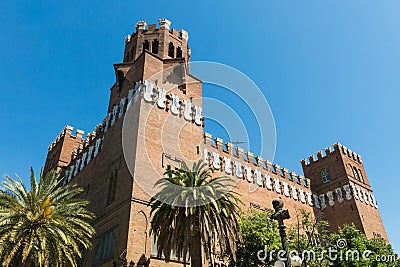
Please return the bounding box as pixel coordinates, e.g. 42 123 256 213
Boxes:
271 197 291 267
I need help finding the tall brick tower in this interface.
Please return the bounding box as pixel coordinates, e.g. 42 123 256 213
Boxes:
44 19 204 266
301 143 388 241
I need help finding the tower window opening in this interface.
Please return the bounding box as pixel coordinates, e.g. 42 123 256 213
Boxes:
359 169 365 183
106 170 118 205
321 168 330 183
353 167 360 181
152 39 159 54
143 40 150 51
176 47 182 58
168 42 175 58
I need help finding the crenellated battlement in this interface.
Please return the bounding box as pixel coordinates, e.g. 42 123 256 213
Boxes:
123 19 190 63
126 19 189 42
47 125 84 151
203 132 311 189
71 130 98 159
301 142 363 167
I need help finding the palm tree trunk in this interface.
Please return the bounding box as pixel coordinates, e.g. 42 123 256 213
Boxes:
190 214 202 267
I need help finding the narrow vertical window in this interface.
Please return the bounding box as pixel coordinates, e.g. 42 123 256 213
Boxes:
176 47 182 58
168 42 175 58
358 169 365 183
152 39 159 54
143 40 150 51
353 167 360 181
107 170 118 204
94 228 116 265
321 168 330 183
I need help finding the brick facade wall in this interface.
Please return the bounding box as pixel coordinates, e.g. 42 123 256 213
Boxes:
43 20 389 267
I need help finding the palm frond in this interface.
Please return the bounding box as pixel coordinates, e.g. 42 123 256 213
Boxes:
150 159 241 265
0 169 95 266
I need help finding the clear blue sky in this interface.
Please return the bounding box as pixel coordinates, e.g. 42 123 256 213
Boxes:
1 0 399 252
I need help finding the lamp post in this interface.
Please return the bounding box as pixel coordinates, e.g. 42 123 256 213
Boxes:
271 198 291 267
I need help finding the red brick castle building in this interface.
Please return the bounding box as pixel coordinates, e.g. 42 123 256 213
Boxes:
43 19 388 266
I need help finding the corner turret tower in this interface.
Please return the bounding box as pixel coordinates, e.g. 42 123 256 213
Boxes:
301 143 388 241
43 125 84 177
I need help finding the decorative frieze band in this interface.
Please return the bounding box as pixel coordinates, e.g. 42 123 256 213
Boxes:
141 80 203 125
313 183 378 210
64 80 202 184
64 137 103 184
204 147 314 207
204 146 379 211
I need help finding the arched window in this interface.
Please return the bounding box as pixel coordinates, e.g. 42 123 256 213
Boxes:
358 169 365 182
143 40 150 51
321 168 330 183
176 47 182 58
152 39 159 54
353 167 360 181
168 42 175 58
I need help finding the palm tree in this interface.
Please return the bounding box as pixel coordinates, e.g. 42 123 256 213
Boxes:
0 168 95 267
150 160 241 267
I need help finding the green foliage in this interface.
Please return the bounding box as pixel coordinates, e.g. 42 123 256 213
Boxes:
329 224 399 267
367 237 399 267
230 209 281 267
287 209 332 267
150 160 241 266
0 168 95 267
235 209 399 267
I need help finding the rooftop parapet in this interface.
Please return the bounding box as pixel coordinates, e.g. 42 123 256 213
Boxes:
301 142 363 166
135 21 147 31
48 125 84 151
158 18 171 30
122 19 191 63
127 19 189 43
203 132 310 188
